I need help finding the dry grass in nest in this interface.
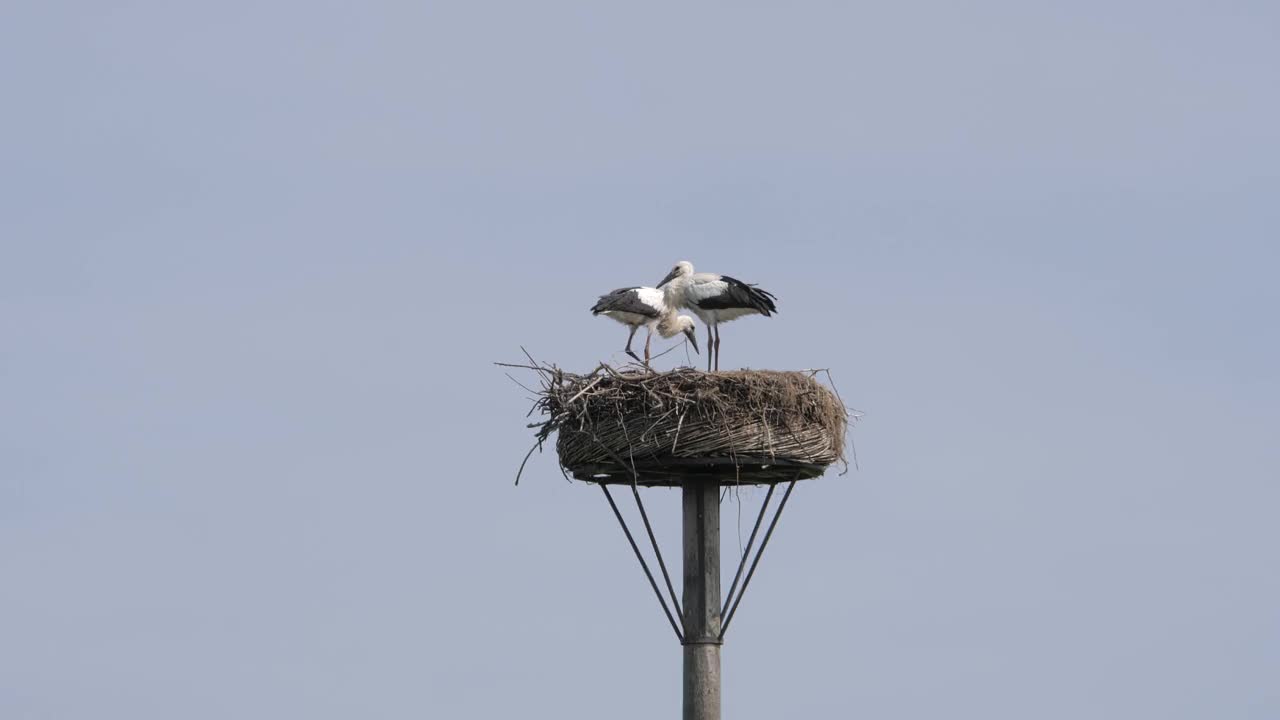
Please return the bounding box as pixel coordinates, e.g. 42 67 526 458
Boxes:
503 354 853 486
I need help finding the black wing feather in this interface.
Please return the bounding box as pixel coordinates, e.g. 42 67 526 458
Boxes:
590 287 661 318
691 275 778 316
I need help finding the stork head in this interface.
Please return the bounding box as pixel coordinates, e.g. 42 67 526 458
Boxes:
679 316 700 354
657 260 694 288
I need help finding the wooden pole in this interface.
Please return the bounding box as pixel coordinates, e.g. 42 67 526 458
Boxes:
682 481 721 720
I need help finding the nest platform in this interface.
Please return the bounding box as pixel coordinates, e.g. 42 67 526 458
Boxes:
518 364 848 486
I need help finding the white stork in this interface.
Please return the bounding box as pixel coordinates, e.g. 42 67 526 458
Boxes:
656 260 777 372
591 286 700 365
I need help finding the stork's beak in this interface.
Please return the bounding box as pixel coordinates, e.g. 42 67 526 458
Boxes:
685 327 700 354
657 268 680 288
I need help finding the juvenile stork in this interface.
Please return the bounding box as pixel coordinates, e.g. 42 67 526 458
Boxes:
591 286 699 366
656 260 777 372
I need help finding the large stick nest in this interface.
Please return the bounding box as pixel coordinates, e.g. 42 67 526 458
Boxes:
508 359 852 486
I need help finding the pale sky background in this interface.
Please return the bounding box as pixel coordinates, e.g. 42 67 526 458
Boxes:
3 2 1278 718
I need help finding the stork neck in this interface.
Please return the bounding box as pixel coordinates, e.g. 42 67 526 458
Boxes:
655 310 683 338
662 277 688 306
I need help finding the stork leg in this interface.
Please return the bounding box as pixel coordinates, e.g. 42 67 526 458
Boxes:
624 325 642 364
713 326 722 372
706 324 714 372
644 329 652 368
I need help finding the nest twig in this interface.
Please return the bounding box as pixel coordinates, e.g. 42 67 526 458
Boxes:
502 351 854 486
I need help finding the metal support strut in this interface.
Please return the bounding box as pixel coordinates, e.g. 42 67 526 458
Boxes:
721 484 775 620
600 484 684 643
630 483 684 625
719 480 796 640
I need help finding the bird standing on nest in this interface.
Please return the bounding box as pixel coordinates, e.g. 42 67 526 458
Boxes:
591 286 700 366
656 260 778 372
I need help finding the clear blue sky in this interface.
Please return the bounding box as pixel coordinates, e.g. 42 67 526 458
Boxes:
3 2 1278 718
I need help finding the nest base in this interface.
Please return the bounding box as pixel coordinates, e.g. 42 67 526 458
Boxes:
569 455 827 486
